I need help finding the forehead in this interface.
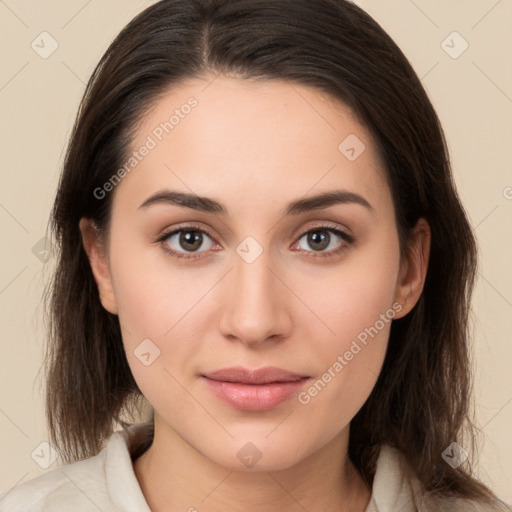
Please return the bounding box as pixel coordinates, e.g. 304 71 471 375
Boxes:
115 75 392 218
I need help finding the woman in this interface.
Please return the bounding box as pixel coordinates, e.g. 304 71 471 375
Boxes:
1 0 509 510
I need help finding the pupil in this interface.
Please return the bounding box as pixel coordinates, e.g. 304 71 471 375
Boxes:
180 230 202 251
309 231 329 251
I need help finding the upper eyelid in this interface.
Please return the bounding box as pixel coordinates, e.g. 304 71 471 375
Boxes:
157 223 216 242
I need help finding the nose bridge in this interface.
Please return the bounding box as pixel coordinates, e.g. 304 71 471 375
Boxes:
219 244 291 346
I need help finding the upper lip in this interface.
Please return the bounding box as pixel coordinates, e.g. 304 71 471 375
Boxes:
202 366 309 384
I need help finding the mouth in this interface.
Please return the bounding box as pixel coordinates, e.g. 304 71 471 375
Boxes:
200 366 311 412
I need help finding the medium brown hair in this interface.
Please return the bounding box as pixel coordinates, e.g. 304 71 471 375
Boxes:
44 0 505 506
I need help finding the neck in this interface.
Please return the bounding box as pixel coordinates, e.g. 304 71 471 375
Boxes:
133 416 371 512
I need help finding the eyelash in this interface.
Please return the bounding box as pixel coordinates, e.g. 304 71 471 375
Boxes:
156 223 355 261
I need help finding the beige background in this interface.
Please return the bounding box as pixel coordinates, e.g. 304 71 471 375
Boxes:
1 0 511 503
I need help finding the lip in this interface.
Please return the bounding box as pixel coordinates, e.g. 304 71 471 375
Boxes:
201 366 310 412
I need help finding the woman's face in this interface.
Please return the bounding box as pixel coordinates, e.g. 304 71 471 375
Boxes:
84 75 425 471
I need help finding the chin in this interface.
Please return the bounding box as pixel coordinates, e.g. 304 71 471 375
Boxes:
201 436 313 473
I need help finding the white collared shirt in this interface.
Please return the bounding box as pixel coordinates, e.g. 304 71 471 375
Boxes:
0 422 494 512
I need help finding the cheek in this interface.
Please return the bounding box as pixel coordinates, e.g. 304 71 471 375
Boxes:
107 223 204 338
305 228 401 351
106 228 223 405
293 231 400 424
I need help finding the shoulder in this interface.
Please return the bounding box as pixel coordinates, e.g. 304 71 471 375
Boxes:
419 494 512 512
0 424 153 512
372 444 511 512
0 434 116 512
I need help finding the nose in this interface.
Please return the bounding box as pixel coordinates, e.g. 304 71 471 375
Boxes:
219 249 293 348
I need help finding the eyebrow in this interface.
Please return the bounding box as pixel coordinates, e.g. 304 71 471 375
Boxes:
138 189 374 216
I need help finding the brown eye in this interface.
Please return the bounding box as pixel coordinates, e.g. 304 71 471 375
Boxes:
305 230 331 251
178 230 203 251
296 227 353 254
163 228 215 254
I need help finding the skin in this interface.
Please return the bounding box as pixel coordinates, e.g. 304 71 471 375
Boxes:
80 74 430 512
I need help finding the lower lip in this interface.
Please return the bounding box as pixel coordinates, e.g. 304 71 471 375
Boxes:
202 377 309 412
